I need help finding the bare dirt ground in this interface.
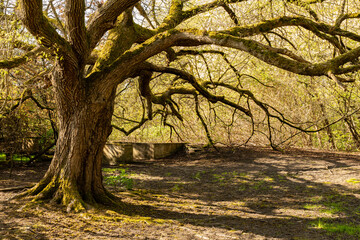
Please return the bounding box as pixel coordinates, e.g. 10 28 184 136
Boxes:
1 146 360 240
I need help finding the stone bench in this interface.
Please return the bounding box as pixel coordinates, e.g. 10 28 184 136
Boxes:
103 142 185 165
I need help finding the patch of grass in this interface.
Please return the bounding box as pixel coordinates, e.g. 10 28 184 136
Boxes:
212 173 227 184
311 219 360 238
102 168 117 173
193 171 206 181
0 153 31 162
306 195 346 214
103 168 134 190
251 180 272 190
310 196 323 202
171 184 183 192
212 171 245 185
322 202 344 214
304 204 322 210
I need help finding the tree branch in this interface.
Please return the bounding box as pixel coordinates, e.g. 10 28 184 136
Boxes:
65 0 87 59
0 46 44 69
17 0 69 50
87 0 140 50
88 20 360 89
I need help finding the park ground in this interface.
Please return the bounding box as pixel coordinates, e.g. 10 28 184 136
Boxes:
0 146 360 239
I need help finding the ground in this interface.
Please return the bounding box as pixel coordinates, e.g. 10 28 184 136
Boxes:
1 146 360 239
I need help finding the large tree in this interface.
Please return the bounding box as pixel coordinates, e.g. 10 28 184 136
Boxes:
2 0 360 210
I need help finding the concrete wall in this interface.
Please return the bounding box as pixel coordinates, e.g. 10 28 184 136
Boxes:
103 142 185 165
103 142 133 165
133 143 185 160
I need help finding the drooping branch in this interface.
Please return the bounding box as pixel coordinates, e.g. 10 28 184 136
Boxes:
112 117 149 136
194 94 215 146
9 92 54 112
138 69 195 121
142 63 252 116
140 62 356 145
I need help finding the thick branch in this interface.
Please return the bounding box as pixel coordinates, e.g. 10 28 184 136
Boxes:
88 27 360 90
65 0 87 59
87 0 140 50
222 16 360 43
17 0 69 50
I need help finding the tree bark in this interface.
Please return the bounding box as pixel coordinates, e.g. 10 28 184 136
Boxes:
22 67 118 211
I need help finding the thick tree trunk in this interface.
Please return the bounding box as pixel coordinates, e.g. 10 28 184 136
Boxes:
21 70 118 211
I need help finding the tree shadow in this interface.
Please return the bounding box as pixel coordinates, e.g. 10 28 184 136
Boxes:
0 199 49 240
110 147 360 239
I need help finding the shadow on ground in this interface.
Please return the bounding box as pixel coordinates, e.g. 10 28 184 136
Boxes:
108 147 360 239
1 147 359 239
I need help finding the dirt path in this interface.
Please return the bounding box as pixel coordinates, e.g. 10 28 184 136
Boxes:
1 147 360 239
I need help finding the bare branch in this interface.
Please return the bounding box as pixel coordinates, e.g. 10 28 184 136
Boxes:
194 95 215 146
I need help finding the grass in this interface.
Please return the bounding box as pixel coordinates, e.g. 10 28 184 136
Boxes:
103 168 134 190
311 219 360 238
305 194 348 215
0 153 31 162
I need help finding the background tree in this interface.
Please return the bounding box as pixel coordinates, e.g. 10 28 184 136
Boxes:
0 0 55 166
1 0 360 211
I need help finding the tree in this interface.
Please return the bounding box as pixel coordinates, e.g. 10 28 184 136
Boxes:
0 0 56 164
2 0 360 211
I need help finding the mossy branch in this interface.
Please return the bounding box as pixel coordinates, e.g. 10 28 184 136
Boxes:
0 46 44 69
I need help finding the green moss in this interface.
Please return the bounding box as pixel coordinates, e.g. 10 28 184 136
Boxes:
86 212 172 225
157 0 184 31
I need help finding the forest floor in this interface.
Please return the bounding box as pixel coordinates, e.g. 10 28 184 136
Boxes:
0 146 360 240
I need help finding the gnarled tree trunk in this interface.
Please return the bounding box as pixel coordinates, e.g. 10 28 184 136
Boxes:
24 68 118 211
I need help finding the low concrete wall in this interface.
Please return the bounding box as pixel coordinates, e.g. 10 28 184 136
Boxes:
103 142 185 164
103 142 133 165
133 143 185 159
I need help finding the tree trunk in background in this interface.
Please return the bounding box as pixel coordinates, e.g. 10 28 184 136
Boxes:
344 117 360 148
319 103 336 149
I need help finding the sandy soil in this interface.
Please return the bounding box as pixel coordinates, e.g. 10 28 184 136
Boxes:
1 146 360 239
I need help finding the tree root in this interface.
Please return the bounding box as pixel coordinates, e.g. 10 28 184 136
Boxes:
11 177 123 212
0 185 34 192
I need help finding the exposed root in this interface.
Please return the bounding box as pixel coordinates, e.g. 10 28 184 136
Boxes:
11 176 123 212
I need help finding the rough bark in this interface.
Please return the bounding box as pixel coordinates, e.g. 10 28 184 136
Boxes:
23 66 118 211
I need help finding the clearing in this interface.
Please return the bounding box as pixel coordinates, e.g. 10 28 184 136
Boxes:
1 146 360 239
